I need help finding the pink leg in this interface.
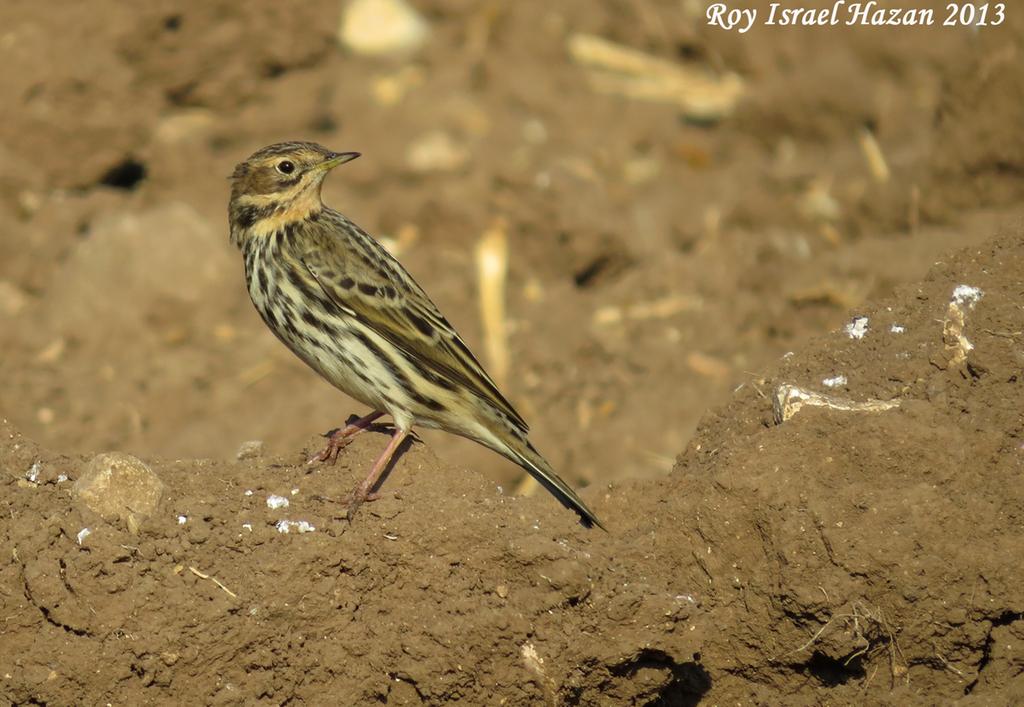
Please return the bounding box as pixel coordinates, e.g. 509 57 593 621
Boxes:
347 427 410 520
308 411 385 465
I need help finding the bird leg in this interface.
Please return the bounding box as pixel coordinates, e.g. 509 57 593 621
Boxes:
308 410 385 464
347 427 410 519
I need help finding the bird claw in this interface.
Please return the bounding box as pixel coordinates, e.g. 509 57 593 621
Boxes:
307 435 352 465
306 412 385 466
345 490 381 521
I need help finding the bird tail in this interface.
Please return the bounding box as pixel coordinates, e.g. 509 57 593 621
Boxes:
498 435 606 531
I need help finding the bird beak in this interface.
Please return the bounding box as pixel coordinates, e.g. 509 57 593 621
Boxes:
319 151 361 171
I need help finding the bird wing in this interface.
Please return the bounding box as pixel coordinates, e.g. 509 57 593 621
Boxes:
299 233 529 433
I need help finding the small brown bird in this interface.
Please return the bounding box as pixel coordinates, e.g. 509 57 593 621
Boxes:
229 141 603 529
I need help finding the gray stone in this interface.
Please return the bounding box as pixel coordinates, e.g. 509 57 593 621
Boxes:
235 440 265 460
74 452 165 534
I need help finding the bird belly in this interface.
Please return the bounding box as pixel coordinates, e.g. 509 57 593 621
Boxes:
245 252 422 428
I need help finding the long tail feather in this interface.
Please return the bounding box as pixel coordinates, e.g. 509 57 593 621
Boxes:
504 439 606 530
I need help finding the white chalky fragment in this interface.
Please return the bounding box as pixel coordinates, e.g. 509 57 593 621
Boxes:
845 316 869 340
952 285 983 308
266 495 289 509
276 519 316 534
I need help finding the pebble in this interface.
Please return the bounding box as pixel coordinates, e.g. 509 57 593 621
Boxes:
338 0 428 56
74 452 165 534
406 131 469 173
236 440 265 460
0 280 28 316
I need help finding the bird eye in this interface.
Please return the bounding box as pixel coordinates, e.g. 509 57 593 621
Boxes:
276 160 295 174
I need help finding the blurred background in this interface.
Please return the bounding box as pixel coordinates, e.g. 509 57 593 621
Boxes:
0 0 1020 492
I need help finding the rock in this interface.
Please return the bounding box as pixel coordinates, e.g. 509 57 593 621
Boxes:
153 109 215 145
46 203 229 336
338 0 429 57
0 280 29 316
406 131 469 173
235 440 265 460
78 203 227 305
74 452 165 534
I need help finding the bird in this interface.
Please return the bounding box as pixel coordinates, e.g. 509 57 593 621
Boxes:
228 141 603 529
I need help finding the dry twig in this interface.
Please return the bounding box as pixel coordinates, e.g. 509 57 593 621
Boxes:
568 34 743 120
188 566 238 599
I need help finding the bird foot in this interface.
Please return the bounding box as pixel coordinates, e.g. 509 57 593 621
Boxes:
307 432 352 465
307 411 386 466
345 489 382 521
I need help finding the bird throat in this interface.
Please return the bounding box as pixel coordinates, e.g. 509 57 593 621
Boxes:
235 187 323 244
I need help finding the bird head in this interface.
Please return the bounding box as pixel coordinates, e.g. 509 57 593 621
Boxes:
228 142 360 246
230 142 359 201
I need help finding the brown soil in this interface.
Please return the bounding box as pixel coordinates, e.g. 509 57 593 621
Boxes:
1 1 1023 703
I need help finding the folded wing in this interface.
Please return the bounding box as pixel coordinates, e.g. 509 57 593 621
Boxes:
299 239 529 433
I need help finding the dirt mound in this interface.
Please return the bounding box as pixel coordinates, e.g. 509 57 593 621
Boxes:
2 230 1022 703
1 427 707 704
679 229 1024 701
